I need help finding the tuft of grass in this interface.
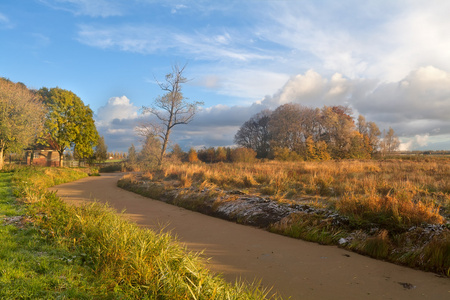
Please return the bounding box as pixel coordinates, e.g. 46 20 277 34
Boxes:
270 213 346 245
362 230 391 259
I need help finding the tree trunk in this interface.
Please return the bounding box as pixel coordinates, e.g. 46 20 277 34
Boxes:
159 128 171 166
59 151 64 167
0 148 4 170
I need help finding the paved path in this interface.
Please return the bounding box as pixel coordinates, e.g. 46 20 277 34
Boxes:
50 173 450 299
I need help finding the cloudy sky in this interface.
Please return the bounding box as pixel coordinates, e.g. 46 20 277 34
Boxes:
2 0 450 152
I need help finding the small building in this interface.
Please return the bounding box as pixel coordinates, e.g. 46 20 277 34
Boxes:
25 146 60 167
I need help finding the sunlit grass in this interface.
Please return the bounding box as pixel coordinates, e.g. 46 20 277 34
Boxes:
2 167 280 299
121 158 450 276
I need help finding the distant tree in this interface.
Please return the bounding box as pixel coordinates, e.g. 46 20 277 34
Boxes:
382 127 400 154
0 78 46 169
306 136 318 161
320 106 355 159
139 64 203 166
188 148 199 163
269 104 307 156
273 147 302 161
357 115 381 155
128 144 137 164
231 147 257 163
234 109 272 158
138 135 161 170
170 144 185 161
215 147 227 162
94 136 108 162
38 87 99 166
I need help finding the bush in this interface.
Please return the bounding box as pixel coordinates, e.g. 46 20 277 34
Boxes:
231 147 257 163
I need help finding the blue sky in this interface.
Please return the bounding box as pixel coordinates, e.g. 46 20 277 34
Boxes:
2 0 450 152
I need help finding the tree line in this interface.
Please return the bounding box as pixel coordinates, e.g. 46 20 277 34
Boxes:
234 103 400 161
0 77 102 169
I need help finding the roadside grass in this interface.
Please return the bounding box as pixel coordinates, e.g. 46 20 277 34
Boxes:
0 170 118 299
119 159 450 276
2 167 279 299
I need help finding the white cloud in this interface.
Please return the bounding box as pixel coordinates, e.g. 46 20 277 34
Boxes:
40 0 124 17
198 69 289 101
96 96 139 127
261 69 351 108
374 1 450 81
77 24 273 62
0 12 14 29
399 134 430 151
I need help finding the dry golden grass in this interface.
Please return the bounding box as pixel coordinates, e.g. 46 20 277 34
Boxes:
151 158 449 228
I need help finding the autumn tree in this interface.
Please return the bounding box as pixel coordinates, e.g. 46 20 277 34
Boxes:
230 147 257 163
0 78 46 169
128 144 137 165
140 64 203 166
38 87 99 166
320 106 355 159
170 144 185 161
268 104 307 156
215 147 227 162
138 135 161 170
188 148 199 163
234 109 272 158
357 115 381 155
381 127 400 155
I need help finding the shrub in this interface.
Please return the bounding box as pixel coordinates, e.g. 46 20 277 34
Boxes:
231 147 257 163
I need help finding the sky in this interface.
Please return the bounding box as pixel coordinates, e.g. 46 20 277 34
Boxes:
2 0 450 152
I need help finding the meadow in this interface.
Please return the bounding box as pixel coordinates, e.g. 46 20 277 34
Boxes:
118 156 450 276
1 167 277 299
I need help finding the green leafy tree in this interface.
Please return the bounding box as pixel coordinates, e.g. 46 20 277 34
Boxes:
94 136 108 162
0 78 46 169
38 87 99 166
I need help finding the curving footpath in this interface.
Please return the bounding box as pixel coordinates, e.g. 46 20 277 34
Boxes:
50 173 450 300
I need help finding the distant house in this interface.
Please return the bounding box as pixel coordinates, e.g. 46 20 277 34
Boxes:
25 145 60 167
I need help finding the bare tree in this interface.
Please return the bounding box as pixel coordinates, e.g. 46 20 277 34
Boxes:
139 64 203 165
382 127 400 154
234 109 272 158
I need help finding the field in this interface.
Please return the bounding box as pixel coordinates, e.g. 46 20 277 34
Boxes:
118 157 450 276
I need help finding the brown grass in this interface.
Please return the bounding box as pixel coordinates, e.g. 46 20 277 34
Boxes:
148 159 448 228
121 158 450 276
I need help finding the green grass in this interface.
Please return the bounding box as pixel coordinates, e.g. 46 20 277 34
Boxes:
0 171 123 299
1 167 279 299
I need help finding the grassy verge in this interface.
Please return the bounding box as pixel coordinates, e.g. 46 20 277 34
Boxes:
1 167 278 299
0 168 111 299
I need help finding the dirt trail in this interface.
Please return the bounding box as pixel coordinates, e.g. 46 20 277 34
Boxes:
50 173 450 300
